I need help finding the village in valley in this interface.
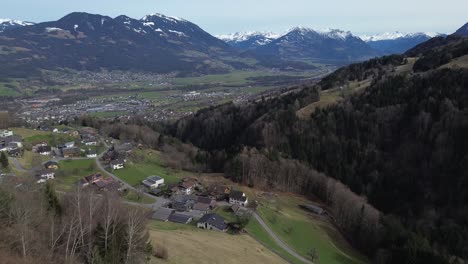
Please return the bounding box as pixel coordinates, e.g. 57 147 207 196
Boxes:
0 124 367 264
0 127 255 233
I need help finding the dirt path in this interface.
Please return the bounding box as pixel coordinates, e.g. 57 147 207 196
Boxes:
253 212 314 264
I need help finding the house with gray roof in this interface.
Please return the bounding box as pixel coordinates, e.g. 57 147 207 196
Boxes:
151 208 175 222
168 213 193 224
197 213 227 232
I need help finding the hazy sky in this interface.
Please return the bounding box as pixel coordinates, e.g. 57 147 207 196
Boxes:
1 0 467 35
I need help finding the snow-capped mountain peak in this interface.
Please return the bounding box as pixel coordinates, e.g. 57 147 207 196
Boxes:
141 13 186 23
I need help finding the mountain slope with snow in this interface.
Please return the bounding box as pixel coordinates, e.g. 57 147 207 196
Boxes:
218 31 281 49
251 27 378 64
362 32 442 54
0 12 241 77
0 19 34 33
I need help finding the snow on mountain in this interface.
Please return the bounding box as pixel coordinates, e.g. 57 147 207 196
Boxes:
218 31 281 43
360 32 440 42
0 19 34 32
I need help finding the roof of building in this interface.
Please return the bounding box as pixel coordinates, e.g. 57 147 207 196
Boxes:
197 196 215 205
231 203 241 213
229 190 247 202
168 213 193 224
151 208 175 221
110 159 124 166
84 174 103 183
37 145 52 152
193 202 210 211
62 147 80 154
198 213 227 230
38 169 55 176
44 161 59 167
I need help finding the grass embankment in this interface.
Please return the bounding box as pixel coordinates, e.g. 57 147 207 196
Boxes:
256 194 369 264
112 149 182 187
148 220 288 264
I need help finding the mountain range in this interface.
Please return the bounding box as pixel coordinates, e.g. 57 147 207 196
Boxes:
0 12 464 78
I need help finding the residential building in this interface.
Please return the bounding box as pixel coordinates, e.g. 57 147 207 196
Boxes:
86 149 97 158
62 147 81 158
197 213 227 232
0 130 13 137
229 190 248 206
37 169 55 183
142 176 164 189
110 159 124 170
179 179 198 195
172 195 195 212
37 145 52 156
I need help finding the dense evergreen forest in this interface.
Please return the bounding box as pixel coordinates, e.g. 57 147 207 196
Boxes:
166 37 468 264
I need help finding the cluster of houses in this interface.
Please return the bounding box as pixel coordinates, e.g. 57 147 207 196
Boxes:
31 127 100 159
149 177 250 232
0 130 23 157
36 160 59 183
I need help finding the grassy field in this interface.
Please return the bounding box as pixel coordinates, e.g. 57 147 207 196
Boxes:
55 159 104 191
23 133 76 146
112 150 183 187
11 127 48 138
17 150 49 170
245 217 305 264
122 189 156 204
256 194 369 264
148 222 288 264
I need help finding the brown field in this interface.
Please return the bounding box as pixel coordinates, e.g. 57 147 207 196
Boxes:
440 54 468 69
149 228 288 264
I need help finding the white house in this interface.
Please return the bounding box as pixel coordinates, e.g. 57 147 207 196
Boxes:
53 128 59 133
86 152 97 158
142 176 164 189
229 190 248 206
0 130 13 137
37 170 55 183
110 160 124 170
64 141 75 148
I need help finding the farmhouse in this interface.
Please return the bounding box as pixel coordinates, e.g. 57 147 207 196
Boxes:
44 161 59 170
142 176 164 189
110 159 124 170
229 190 248 206
197 213 227 232
301 204 324 215
197 196 217 209
79 173 103 188
82 137 97 146
37 145 52 156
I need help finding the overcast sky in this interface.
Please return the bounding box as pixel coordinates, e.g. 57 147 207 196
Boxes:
1 0 467 35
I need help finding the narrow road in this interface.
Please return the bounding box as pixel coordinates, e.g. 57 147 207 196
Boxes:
253 212 314 264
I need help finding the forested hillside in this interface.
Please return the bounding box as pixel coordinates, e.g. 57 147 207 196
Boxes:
169 36 468 264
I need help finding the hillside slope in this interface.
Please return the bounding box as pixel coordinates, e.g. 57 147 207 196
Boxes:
170 35 468 264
